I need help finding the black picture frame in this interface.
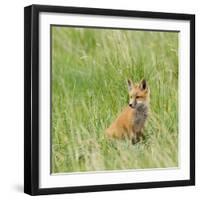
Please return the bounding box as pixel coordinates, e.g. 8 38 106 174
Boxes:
24 4 195 196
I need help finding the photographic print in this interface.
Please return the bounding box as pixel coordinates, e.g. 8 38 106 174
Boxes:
51 27 179 173
24 5 195 195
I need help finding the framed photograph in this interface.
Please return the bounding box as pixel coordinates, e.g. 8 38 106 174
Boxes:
24 4 195 195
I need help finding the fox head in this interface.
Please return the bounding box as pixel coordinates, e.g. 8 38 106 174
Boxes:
127 79 150 108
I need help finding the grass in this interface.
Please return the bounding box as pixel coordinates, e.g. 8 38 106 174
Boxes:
51 26 178 173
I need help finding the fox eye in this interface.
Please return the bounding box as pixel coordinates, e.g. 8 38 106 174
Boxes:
136 96 140 99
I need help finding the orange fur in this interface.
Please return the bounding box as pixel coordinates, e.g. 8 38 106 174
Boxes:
105 79 150 143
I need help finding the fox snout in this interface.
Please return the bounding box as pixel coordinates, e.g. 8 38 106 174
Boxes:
129 99 144 108
129 99 136 108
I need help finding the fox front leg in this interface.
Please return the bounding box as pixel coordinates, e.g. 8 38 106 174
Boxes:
131 133 138 145
137 130 146 141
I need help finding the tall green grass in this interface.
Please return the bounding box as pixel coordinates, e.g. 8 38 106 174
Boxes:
51 26 178 173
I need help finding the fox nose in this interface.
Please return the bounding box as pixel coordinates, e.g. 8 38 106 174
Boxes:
129 100 137 108
129 103 136 108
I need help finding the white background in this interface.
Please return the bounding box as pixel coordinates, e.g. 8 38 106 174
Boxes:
0 0 199 199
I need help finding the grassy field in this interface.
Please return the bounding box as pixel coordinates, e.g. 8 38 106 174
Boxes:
51 26 178 173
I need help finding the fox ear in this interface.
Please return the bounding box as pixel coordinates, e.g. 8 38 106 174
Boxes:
127 79 133 91
139 79 147 90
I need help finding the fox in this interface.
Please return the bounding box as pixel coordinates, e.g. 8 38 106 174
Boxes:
105 79 150 144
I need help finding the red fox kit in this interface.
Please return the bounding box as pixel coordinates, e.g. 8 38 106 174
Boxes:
105 79 150 143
